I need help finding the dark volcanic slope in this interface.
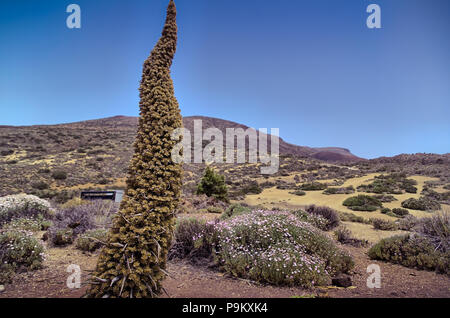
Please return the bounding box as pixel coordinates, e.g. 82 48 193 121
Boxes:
57 115 363 162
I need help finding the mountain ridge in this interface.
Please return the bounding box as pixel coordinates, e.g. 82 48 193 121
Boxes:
50 115 363 162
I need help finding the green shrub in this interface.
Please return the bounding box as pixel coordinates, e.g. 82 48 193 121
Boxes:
196 167 228 202
206 206 224 214
381 208 391 214
401 197 441 211
51 228 74 246
305 205 340 230
4 218 42 232
31 181 50 190
169 218 216 261
299 182 327 191
0 230 45 283
414 210 449 252
211 210 354 287
240 181 263 195
76 229 108 252
334 226 369 247
323 186 354 195
0 194 53 225
289 190 306 196
220 204 251 220
392 208 409 217
357 173 417 194
398 215 418 231
368 234 449 275
339 212 369 224
343 195 382 212
51 170 67 180
292 210 329 231
372 218 398 231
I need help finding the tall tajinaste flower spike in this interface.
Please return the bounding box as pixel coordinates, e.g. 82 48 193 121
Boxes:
86 0 183 298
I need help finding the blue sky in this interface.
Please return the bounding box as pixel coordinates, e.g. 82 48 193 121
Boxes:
0 0 449 159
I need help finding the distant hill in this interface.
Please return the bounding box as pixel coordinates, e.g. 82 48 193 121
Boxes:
54 115 363 163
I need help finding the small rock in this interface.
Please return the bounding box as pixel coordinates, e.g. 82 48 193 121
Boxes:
0 285 5 293
332 274 352 288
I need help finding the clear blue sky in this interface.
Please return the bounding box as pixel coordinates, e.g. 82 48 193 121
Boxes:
1 0 449 159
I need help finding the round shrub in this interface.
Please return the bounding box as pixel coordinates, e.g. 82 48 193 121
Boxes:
343 195 382 212
401 197 441 211
0 194 53 225
398 215 418 231
47 203 99 246
323 186 354 195
51 170 67 180
76 229 108 252
31 181 50 190
368 234 449 275
169 218 216 261
305 205 340 230
299 182 327 191
372 218 398 231
293 210 329 231
220 204 251 220
392 208 409 217
289 190 306 196
211 210 354 288
380 208 391 214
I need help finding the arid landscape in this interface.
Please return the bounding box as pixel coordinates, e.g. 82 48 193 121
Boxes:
0 115 449 298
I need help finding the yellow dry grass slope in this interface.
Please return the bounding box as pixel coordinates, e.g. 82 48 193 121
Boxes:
244 174 441 221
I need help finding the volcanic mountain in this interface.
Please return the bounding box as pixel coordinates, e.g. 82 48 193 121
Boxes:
54 115 363 162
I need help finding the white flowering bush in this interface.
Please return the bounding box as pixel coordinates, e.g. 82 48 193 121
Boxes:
0 230 45 283
0 194 53 225
201 210 353 288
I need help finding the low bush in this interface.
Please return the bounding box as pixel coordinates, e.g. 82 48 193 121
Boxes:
211 210 353 287
169 218 216 261
196 167 228 202
323 186 355 195
0 194 53 225
292 210 329 231
51 170 68 180
334 226 369 247
4 218 42 232
414 211 449 252
47 203 99 246
31 181 50 190
357 173 417 194
372 218 398 231
368 234 449 275
401 197 441 211
305 205 340 230
339 212 369 224
380 208 391 214
239 181 263 195
0 230 45 283
206 206 224 214
299 182 327 191
51 228 74 246
373 194 397 203
398 215 418 231
392 208 409 217
343 195 382 212
220 204 251 220
289 190 306 196
75 229 108 252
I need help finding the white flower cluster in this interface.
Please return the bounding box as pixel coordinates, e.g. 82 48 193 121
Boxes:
0 194 53 224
